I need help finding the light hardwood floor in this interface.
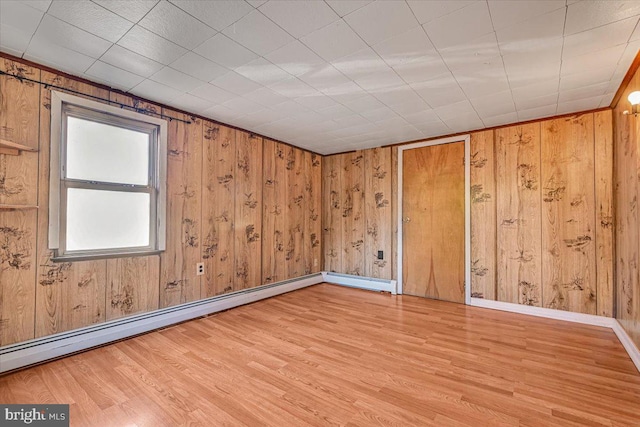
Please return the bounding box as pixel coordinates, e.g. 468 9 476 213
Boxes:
1 284 639 426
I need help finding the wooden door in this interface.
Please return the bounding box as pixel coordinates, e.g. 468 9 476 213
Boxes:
402 141 465 302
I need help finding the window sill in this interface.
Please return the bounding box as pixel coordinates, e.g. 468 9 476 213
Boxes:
52 250 163 263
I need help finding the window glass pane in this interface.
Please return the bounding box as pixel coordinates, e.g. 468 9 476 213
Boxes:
66 188 150 251
66 116 150 185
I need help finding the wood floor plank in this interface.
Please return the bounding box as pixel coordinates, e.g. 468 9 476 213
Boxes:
1 284 638 426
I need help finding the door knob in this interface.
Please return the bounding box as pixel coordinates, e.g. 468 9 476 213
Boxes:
403 217 411 223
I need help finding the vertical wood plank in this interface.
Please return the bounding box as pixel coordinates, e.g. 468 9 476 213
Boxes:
261 139 286 283
470 130 497 300
159 110 202 307
495 123 542 306
235 131 262 290
306 152 322 274
202 122 236 296
106 256 160 320
541 114 597 314
614 66 639 345
0 59 39 345
364 147 392 279
35 72 108 338
391 147 398 281
322 155 343 273
342 151 365 276
594 110 614 317
106 92 161 319
285 146 305 279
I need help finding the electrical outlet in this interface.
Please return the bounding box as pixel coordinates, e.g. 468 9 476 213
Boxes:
196 262 204 276
377 250 384 260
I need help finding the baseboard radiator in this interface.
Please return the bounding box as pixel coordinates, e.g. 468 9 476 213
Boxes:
322 271 397 294
0 273 323 373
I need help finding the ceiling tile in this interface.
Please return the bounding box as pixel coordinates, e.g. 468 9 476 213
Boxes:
211 71 263 95
517 104 557 121
33 15 112 58
392 54 450 84
454 61 511 99
48 0 133 43
259 1 339 38
222 97 264 114
469 90 515 118
222 9 293 55
344 1 419 46
371 84 424 107
193 33 258 69
482 112 519 128
488 0 565 31
85 61 145 90
246 0 267 7
496 8 565 55
170 52 228 82
139 1 216 49
360 107 398 122
562 16 638 59
565 0 640 35
131 79 182 104
0 1 44 34
244 87 289 106
170 93 214 114
101 44 164 77
270 100 310 115
118 25 187 64
24 37 95 75
331 48 389 81
355 68 405 92
269 77 317 98
188 83 237 103
557 94 604 115
561 44 626 76
439 32 500 72
514 92 558 111
93 0 159 22
423 2 493 50
632 20 640 41
294 93 339 111
298 64 351 92
316 103 353 120
235 58 291 86
342 94 385 114
411 74 467 108
300 19 367 62
388 95 430 116
202 104 240 122
558 82 608 103
407 0 474 24
169 0 253 31
400 108 440 125
0 25 33 56
559 64 617 92
511 80 560 101
600 92 616 107
325 1 372 18
240 108 287 127
150 66 204 92
265 41 325 76
373 26 436 67
412 120 451 137
22 1 51 12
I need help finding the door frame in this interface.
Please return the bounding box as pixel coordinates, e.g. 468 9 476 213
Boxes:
397 134 471 305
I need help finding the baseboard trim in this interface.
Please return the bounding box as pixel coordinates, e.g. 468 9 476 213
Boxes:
0 274 323 373
469 297 616 327
611 320 640 372
470 297 640 373
322 272 397 294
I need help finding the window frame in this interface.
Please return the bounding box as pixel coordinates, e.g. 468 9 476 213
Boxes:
49 91 167 262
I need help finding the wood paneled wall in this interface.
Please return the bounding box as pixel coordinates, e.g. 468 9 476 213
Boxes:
322 113 614 316
0 57 321 346
323 148 393 279
614 63 640 347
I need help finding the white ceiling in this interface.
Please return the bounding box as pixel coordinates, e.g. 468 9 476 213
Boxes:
1 0 639 154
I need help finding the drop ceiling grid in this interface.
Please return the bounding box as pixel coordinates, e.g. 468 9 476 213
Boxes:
0 0 638 154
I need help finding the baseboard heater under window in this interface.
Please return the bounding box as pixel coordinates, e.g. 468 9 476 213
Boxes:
0 273 324 373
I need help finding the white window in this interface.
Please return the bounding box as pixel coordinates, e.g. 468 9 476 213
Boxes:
49 91 167 261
